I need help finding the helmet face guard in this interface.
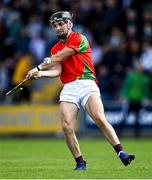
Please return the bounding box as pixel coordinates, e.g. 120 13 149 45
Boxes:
49 11 73 40
49 11 72 24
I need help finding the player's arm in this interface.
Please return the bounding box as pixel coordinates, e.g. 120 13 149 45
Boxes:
26 61 62 80
39 47 75 69
32 61 62 79
26 47 75 79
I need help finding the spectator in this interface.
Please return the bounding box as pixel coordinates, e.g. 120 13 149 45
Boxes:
109 27 124 49
140 39 152 74
12 53 35 103
97 64 115 101
27 14 43 38
0 61 8 102
29 33 46 63
102 0 121 32
16 27 30 54
143 22 152 38
120 61 151 137
8 12 23 45
90 39 103 67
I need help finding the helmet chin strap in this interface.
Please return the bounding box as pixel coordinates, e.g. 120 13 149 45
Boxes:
57 33 68 40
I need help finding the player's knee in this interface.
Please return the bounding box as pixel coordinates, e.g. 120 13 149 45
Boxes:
61 118 73 134
93 113 108 128
62 125 73 135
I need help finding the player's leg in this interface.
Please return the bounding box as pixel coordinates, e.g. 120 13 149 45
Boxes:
59 101 86 170
60 101 80 157
85 94 135 166
85 94 120 145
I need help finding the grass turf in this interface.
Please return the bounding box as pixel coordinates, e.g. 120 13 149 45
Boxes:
0 138 152 179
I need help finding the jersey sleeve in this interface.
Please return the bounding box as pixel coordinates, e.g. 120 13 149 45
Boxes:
51 45 57 55
67 33 89 53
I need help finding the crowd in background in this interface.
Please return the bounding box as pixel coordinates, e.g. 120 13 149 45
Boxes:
0 0 152 104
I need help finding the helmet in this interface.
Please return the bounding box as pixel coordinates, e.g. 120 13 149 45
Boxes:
49 11 72 24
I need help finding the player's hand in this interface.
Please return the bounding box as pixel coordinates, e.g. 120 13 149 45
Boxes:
26 67 38 80
32 71 43 79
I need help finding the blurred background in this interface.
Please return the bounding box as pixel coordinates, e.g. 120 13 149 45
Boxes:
0 0 152 138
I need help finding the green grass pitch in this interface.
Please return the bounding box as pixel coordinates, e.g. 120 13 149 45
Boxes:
0 138 152 179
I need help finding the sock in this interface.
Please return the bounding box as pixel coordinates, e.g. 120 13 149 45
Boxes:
114 144 124 155
75 155 84 164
